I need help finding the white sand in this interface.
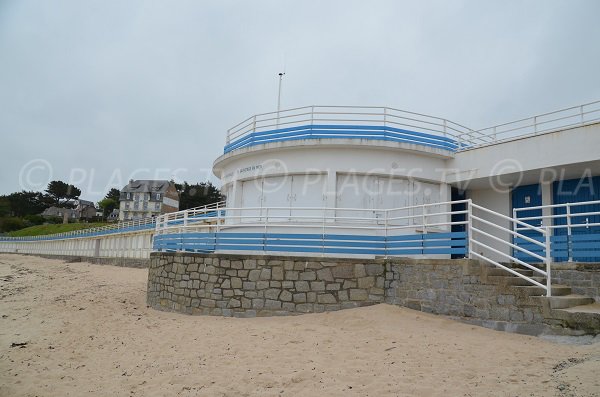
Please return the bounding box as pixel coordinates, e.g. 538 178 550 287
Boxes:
1 254 598 397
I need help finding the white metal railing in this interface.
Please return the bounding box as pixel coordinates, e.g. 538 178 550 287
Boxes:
225 101 600 153
514 199 600 262
0 216 156 242
226 105 473 146
0 201 227 242
155 200 467 235
156 199 553 296
469 202 552 295
457 100 600 149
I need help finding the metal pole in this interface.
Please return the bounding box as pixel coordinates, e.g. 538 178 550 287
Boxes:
544 226 552 297
467 199 473 259
276 72 285 129
566 204 573 262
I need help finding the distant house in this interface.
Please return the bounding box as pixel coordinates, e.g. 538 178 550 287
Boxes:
74 199 97 220
107 209 120 222
41 198 98 221
119 180 179 221
41 206 79 220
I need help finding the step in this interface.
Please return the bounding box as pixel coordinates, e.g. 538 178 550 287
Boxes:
545 295 595 310
558 302 600 314
512 284 571 297
485 267 536 277
486 275 546 286
552 303 600 334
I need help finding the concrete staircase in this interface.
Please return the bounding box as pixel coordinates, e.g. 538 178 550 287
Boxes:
482 266 600 335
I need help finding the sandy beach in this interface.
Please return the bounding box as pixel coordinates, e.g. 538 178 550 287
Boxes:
0 253 598 397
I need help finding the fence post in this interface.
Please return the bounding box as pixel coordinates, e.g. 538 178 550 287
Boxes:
322 207 326 257
566 204 573 262
310 106 315 135
545 226 552 297
263 207 268 253
467 199 473 259
384 208 389 258
383 107 387 128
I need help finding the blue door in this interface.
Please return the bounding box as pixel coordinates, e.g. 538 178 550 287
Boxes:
512 184 544 262
553 176 600 262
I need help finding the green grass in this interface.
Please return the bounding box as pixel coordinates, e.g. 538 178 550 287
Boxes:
7 222 109 237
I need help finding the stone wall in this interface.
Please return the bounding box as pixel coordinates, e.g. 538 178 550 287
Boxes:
147 253 598 334
147 253 386 317
552 263 600 302
384 259 545 325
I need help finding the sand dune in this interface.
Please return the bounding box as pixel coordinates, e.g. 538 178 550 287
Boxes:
0 253 598 397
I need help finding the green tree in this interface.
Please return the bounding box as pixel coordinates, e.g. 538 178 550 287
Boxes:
178 182 223 210
104 188 121 202
4 191 51 217
45 181 81 207
0 197 10 217
98 198 118 219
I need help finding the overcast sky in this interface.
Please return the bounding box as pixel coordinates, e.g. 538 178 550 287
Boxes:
1 0 599 203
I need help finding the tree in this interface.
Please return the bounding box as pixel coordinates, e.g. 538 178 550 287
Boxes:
98 198 118 219
0 197 10 217
45 181 81 208
178 182 223 210
104 188 121 202
3 191 52 217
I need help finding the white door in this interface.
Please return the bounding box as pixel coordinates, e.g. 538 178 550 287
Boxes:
335 174 375 222
241 179 264 222
412 180 441 227
290 174 327 220
375 178 410 226
262 175 293 222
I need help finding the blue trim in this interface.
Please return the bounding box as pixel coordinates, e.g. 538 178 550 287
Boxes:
152 231 469 257
224 124 459 154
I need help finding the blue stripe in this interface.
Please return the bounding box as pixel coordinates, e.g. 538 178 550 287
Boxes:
152 231 468 257
224 124 458 154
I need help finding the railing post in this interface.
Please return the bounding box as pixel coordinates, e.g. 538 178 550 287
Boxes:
310 106 315 135
422 204 427 234
216 208 220 233
566 204 573 262
544 226 552 297
252 115 257 132
442 119 447 137
467 199 473 259
533 116 538 134
263 207 268 253
322 207 326 257
580 105 584 124
383 107 387 128
384 208 389 258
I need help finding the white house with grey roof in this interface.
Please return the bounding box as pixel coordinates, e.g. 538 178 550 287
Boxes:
119 180 179 221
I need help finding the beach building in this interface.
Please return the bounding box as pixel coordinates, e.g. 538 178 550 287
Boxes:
119 180 180 221
152 101 600 267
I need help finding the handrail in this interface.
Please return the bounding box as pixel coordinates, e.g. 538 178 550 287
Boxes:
225 100 600 153
513 199 600 262
225 105 473 146
459 100 600 150
0 201 227 242
468 201 552 296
